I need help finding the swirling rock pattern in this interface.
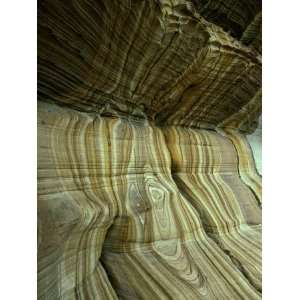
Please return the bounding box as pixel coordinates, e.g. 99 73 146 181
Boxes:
163 126 261 290
38 0 262 299
219 128 262 203
38 102 261 299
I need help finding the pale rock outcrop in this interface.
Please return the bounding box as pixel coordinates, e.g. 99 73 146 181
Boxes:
246 116 262 175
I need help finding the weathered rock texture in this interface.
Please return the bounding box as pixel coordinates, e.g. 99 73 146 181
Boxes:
38 0 262 299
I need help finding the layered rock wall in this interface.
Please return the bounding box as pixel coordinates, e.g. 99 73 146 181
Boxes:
38 1 262 299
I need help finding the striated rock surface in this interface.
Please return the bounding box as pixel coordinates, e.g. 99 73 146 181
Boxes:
38 0 262 299
38 0 261 128
164 126 261 290
219 128 262 203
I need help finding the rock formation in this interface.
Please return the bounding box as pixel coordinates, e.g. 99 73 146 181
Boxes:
38 0 262 299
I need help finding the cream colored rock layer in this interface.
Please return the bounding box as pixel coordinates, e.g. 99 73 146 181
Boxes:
164 126 261 291
219 128 262 204
38 102 261 299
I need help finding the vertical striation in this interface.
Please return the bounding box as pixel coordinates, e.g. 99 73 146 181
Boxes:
163 126 261 291
38 0 262 298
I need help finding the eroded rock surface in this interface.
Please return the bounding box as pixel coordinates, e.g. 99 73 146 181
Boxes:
38 1 262 299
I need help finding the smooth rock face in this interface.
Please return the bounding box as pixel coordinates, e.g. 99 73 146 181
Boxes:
38 0 262 299
164 126 261 291
246 116 262 175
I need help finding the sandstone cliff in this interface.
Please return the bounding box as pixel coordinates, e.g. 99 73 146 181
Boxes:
38 1 262 299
